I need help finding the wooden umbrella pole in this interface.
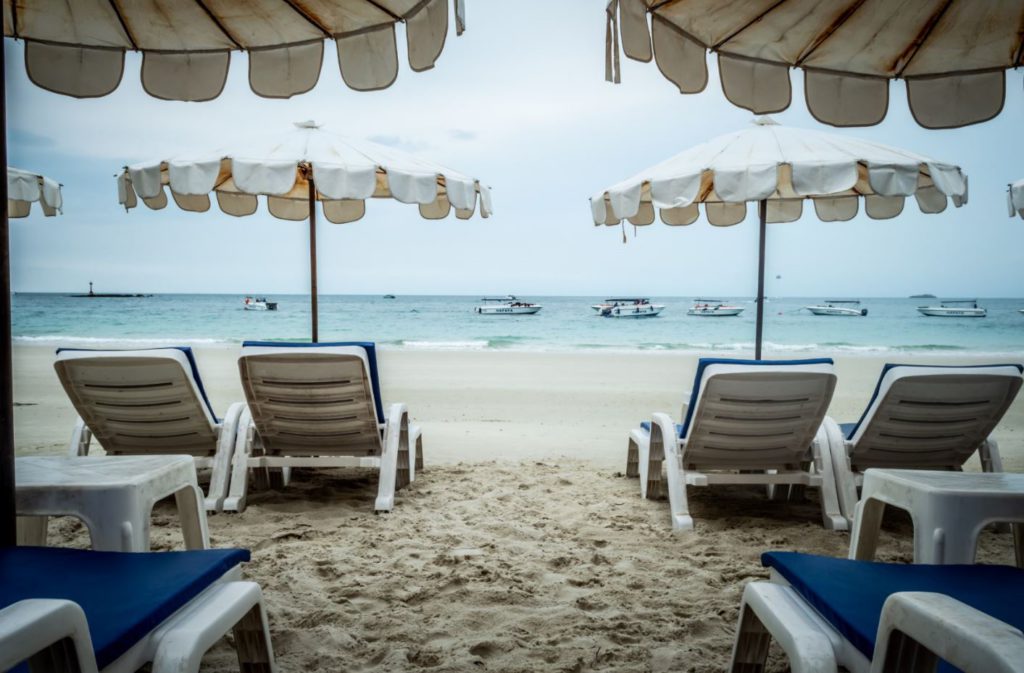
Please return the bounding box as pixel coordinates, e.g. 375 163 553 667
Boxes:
0 42 15 546
755 199 767 361
308 176 319 343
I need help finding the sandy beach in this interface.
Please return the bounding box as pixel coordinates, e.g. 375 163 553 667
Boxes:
13 344 1024 671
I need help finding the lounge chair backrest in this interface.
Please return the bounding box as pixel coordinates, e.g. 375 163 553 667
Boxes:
847 364 1023 470
53 348 219 455
682 359 837 470
238 343 383 457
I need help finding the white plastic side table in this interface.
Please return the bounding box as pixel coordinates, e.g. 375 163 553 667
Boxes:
849 468 1024 567
15 455 210 552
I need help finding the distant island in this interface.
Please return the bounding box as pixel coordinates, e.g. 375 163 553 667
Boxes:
70 282 152 298
909 293 936 299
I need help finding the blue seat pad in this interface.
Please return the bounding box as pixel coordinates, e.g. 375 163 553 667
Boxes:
763 552 1024 661
242 340 385 424
0 546 249 668
56 346 219 424
638 421 685 437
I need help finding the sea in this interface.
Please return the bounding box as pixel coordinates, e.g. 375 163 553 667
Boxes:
10 294 1024 357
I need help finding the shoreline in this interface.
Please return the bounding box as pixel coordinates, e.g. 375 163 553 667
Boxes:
14 344 1024 471
13 335 1024 359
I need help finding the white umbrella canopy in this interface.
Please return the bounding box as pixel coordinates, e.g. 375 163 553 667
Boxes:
116 120 492 342
606 0 1024 129
590 117 968 358
3 0 466 101
118 121 492 222
1009 179 1024 220
7 166 62 218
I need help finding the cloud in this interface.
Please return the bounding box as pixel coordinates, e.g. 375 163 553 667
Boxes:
366 135 434 153
449 129 477 141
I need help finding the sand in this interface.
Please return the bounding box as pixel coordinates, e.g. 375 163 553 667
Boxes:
12 345 1024 671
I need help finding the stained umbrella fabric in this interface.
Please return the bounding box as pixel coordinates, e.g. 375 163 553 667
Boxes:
605 0 1024 129
1009 179 1024 220
117 120 492 340
590 117 968 358
3 0 467 101
7 167 62 218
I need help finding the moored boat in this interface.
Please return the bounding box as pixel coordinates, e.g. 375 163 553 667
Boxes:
591 298 664 318
475 295 542 315
243 296 278 311
917 299 986 318
687 299 744 317
805 300 867 316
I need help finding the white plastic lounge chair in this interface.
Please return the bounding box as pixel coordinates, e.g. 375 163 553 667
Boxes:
823 363 1023 522
625 358 846 531
225 341 422 513
53 348 244 512
0 546 275 673
729 552 1024 673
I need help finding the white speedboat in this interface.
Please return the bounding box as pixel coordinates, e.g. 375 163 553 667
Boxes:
687 299 744 317
591 298 664 318
243 296 278 311
475 296 542 315
917 300 986 318
805 300 867 316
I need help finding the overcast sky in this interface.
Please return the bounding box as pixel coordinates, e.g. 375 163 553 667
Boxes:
6 2 1024 298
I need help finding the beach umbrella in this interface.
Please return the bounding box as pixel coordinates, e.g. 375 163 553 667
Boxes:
1009 179 1024 220
4 0 467 100
1 0 471 546
7 167 62 218
590 117 968 359
116 120 492 342
605 0 1024 129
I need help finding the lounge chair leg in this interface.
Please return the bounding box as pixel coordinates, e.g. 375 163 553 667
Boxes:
812 427 848 531
823 419 859 524
67 418 91 457
16 516 48 546
266 469 286 490
978 438 1004 473
375 404 407 512
222 410 254 513
729 583 837 673
626 436 639 478
206 402 244 512
645 423 667 501
415 434 424 473
233 601 276 673
729 596 772 673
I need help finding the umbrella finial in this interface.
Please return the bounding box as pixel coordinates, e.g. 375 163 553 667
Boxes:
752 116 779 126
294 120 321 129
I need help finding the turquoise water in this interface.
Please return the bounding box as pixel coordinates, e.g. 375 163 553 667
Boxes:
11 294 1024 356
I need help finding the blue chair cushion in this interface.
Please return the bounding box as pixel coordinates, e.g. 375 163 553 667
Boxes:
0 546 249 669
56 346 219 424
677 358 834 439
762 552 1024 663
843 362 1024 439
638 421 685 437
242 341 385 424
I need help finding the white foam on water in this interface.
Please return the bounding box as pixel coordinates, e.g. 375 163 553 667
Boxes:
399 340 490 351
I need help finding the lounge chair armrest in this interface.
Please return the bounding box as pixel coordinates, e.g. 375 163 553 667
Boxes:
650 412 680 455
872 592 1024 673
0 599 98 673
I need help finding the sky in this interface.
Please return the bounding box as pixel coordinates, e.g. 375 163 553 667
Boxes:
6 2 1024 298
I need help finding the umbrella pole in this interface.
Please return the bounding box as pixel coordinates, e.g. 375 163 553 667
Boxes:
0 43 15 546
308 177 319 343
755 199 767 361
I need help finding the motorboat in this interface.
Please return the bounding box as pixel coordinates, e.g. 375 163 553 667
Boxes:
804 300 868 316
475 295 542 315
687 299 744 317
591 298 664 318
917 299 986 318
383 294 396 299
243 296 278 311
